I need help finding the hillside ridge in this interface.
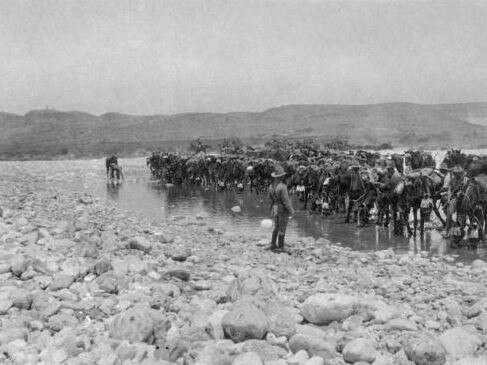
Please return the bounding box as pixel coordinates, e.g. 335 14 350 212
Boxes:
2 102 487 159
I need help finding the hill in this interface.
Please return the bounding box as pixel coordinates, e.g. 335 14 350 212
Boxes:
1 102 487 159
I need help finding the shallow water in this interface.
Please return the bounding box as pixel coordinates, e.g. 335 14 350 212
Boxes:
1 157 486 262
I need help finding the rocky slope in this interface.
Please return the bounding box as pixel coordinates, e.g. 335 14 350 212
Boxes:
2 102 487 158
1 173 487 364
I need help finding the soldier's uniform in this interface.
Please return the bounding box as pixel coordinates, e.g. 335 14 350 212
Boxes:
268 165 294 252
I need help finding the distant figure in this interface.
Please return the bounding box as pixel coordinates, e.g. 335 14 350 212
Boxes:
267 164 294 253
106 155 124 181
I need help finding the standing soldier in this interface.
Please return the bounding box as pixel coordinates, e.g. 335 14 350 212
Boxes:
267 165 294 253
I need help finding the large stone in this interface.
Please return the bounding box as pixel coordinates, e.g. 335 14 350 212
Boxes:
170 248 192 262
405 337 446 365
471 259 487 270
93 259 113 276
438 327 482 360
128 236 152 253
342 338 376 363
107 305 170 344
263 302 297 338
222 304 269 342
31 291 61 319
153 231 174 244
11 255 27 277
48 313 79 331
301 294 357 325
288 333 337 360
49 273 74 291
165 269 190 281
10 288 32 310
226 271 277 302
0 286 32 310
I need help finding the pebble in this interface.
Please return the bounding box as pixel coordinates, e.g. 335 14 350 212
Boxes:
1 162 487 364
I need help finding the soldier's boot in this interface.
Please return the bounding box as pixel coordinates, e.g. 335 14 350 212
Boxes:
277 234 290 254
265 230 278 251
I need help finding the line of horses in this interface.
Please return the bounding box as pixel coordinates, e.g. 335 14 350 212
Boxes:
146 148 487 247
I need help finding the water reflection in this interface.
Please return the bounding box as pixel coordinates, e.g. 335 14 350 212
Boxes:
106 182 121 200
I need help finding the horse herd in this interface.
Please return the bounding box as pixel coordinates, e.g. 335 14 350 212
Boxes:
146 148 487 247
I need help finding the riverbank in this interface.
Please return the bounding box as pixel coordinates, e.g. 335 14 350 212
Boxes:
1 177 487 364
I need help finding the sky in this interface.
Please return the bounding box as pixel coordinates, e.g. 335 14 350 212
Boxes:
1 0 487 115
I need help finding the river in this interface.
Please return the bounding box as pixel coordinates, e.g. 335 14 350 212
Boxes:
1 156 486 262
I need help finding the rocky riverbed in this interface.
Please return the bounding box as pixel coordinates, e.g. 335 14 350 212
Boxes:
1 176 487 365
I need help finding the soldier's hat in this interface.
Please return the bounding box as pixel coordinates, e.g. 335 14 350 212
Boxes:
271 165 286 178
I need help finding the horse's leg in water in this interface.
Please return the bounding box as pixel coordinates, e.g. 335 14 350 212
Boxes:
420 208 426 237
376 199 384 226
404 205 413 237
411 205 417 237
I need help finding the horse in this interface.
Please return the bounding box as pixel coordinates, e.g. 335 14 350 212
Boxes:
106 155 123 181
456 175 487 245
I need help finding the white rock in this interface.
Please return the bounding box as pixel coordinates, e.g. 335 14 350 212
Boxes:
342 338 376 363
231 206 242 213
261 219 273 228
222 304 269 342
301 293 357 325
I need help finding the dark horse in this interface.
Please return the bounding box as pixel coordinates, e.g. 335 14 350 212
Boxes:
456 175 487 245
402 174 433 236
106 155 123 181
343 169 365 224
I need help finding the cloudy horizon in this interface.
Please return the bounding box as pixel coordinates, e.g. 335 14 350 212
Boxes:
1 0 487 115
